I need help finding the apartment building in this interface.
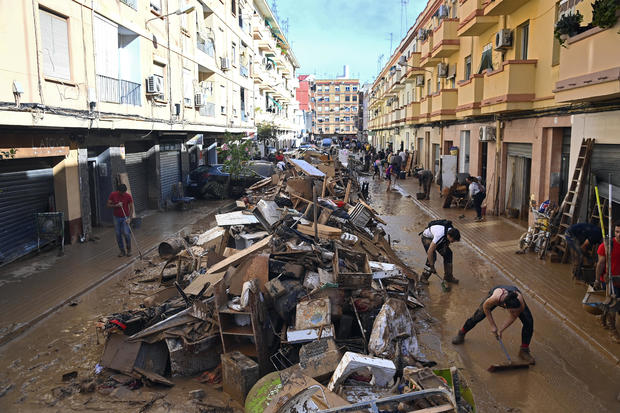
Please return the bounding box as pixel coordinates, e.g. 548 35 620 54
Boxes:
369 0 620 222
296 74 314 141
311 79 360 139
0 0 299 264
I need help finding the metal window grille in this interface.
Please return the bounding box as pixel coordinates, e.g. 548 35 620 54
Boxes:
96 74 141 105
120 0 138 9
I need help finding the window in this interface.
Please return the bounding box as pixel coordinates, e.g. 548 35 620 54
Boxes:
120 0 138 9
334 96 340 102
179 0 189 30
345 86 350 91
335 85 340 91
353 86 358 91
345 95 350 102
477 44 493 74
464 55 472 80
231 42 236 66
335 117 340 122
518 21 529 60
427 79 431 96
344 106 350 112
152 63 165 99
450 77 456 88
231 0 236 16
345 126 350 131
437 78 441 93
316 86 322 91
183 68 193 106
345 116 350 122
352 96 357 102
241 88 247 120
39 9 71 80
150 0 162 13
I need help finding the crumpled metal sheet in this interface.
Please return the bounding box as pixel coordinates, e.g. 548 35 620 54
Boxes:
368 298 420 359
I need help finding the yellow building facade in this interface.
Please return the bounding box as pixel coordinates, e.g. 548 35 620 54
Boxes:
0 0 299 263
370 0 620 221
311 79 360 138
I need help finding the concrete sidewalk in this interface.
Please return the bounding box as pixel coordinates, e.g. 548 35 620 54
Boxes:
0 199 231 346
392 178 620 365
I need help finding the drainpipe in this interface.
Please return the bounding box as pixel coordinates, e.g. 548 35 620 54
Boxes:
493 117 502 215
31 0 44 105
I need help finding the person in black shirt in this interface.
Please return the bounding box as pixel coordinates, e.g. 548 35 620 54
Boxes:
565 223 603 281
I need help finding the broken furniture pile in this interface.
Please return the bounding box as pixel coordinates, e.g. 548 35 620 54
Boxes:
96 153 474 412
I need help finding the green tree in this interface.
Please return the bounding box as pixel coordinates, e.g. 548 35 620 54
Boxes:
217 133 251 179
257 122 276 144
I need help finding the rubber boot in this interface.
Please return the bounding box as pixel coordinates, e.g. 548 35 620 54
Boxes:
600 310 613 330
518 347 536 365
451 331 465 345
419 270 431 285
118 250 126 257
443 263 459 284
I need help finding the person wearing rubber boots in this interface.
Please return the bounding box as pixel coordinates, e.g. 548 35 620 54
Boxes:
419 220 461 285
107 183 134 257
594 220 620 343
451 285 535 364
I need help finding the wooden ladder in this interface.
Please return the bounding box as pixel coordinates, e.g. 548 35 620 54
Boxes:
557 138 595 236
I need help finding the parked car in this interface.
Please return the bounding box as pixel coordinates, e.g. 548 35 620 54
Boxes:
186 161 275 199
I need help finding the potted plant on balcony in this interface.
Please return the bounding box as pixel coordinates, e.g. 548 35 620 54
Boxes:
591 0 620 29
554 11 584 46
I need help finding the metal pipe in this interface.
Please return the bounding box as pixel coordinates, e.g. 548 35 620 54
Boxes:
608 174 614 296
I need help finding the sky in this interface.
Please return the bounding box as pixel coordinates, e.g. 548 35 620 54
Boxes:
273 0 425 85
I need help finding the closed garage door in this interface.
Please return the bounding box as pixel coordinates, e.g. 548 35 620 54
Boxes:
591 144 620 204
0 168 54 264
160 150 180 205
125 152 148 213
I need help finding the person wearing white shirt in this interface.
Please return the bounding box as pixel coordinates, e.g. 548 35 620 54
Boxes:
467 176 486 222
420 220 461 284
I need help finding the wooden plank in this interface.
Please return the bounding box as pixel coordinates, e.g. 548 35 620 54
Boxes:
290 159 326 177
297 223 341 240
344 180 352 204
184 271 225 296
206 235 272 275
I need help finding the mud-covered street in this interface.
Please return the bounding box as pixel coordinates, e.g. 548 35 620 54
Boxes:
0 178 618 413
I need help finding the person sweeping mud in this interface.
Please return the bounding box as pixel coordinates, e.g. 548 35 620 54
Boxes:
451 285 535 364
107 184 134 257
419 220 460 285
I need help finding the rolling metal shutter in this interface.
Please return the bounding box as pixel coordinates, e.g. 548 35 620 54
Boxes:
591 144 620 204
160 151 180 204
506 143 532 158
125 152 148 213
0 168 53 265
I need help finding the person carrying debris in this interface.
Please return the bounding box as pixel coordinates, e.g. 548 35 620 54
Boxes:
385 163 394 191
594 220 620 343
451 285 535 364
107 184 134 257
414 168 434 200
565 222 603 282
419 220 461 284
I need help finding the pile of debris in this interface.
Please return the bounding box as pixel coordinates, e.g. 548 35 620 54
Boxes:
95 152 475 412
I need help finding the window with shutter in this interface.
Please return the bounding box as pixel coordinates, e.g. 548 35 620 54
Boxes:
39 9 71 80
94 14 119 78
183 68 193 106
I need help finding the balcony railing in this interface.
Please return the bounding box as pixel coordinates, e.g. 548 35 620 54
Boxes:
457 0 497 37
431 19 459 58
406 102 420 123
430 89 458 121
96 75 141 106
484 0 530 16
481 60 537 114
199 102 216 117
456 74 484 117
554 25 620 103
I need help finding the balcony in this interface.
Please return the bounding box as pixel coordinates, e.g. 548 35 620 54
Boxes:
457 0 498 37
405 102 421 124
405 53 425 82
430 89 458 121
456 74 484 117
554 25 620 103
419 96 433 122
484 0 529 16
481 60 537 114
420 35 440 68
431 19 460 58
96 75 141 106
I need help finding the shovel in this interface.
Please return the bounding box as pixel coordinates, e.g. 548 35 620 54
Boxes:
488 336 530 373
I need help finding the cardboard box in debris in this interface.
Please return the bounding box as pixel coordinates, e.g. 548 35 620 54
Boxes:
97 152 470 412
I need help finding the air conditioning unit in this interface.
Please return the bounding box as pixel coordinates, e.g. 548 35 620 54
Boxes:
146 75 163 94
399 55 407 66
494 29 513 50
437 63 448 78
479 125 497 141
220 57 230 70
416 75 425 86
194 93 206 107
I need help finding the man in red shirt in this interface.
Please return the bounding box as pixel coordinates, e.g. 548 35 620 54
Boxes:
107 184 134 257
595 220 620 343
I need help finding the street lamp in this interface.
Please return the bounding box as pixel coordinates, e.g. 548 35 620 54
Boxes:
145 4 195 24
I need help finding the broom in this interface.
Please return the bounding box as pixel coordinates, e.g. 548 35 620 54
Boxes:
488 336 530 373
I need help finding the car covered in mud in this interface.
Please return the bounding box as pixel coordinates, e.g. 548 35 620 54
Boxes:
186 161 274 199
